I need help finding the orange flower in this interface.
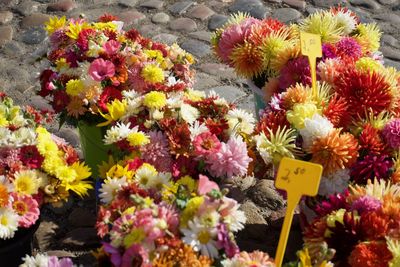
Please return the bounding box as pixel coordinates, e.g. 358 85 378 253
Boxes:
282 83 310 110
348 241 392 267
230 41 264 78
381 194 400 221
0 184 9 207
310 129 359 175
66 96 87 118
392 168 400 184
360 211 390 239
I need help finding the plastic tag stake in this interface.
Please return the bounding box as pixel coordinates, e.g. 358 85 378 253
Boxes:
300 31 322 97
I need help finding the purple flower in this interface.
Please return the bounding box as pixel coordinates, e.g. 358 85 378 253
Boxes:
278 57 311 89
351 195 382 215
216 223 239 258
351 154 393 184
382 119 400 149
335 37 362 59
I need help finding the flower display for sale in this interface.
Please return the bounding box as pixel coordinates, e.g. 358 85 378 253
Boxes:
98 88 257 182
242 10 400 197
95 158 246 266
300 179 400 267
20 253 76 267
0 93 92 240
211 8 389 114
39 14 195 125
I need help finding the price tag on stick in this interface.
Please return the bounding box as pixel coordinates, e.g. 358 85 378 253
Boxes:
300 31 322 97
274 157 323 267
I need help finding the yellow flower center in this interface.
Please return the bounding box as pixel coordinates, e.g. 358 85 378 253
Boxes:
197 231 211 244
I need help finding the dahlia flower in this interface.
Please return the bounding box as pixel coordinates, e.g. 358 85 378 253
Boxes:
193 132 222 157
140 131 173 172
382 119 400 149
351 154 392 184
299 114 334 151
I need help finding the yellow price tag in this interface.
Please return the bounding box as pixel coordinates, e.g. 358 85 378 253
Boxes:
274 157 323 267
300 31 322 97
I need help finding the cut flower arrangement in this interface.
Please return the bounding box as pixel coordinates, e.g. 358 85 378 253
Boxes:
0 93 92 239
301 179 400 267
99 87 257 181
39 14 195 126
219 8 400 197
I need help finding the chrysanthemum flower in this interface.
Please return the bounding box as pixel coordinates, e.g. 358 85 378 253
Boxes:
281 83 311 110
225 108 255 135
354 23 382 52
0 208 18 239
299 113 334 151
222 250 275 267
193 131 221 157
230 41 265 78
13 170 41 195
334 69 392 118
310 129 359 175
286 102 319 130
355 57 383 73
351 154 393 184
65 79 85 96
348 241 393 267
335 37 362 60
350 195 382 215
18 145 44 169
11 193 39 228
141 64 165 84
0 184 9 208
127 132 150 147
99 176 128 204
140 131 172 172
66 96 87 118
279 57 311 89
45 16 67 35
359 124 386 154
205 136 252 178
333 8 358 35
255 110 290 138
143 91 166 110
299 11 344 43
382 119 400 149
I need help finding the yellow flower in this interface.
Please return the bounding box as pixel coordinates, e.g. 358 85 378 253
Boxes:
92 22 117 31
56 58 69 72
141 64 165 84
98 156 116 179
143 91 166 109
42 156 64 176
36 137 59 157
297 248 312 267
0 112 7 127
45 16 66 35
184 89 205 102
70 162 91 180
181 196 204 227
98 99 127 126
354 23 381 52
66 22 85 40
355 57 383 73
123 228 146 248
106 164 133 180
13 170 41 195
127 132 150 147
144 49 164 63
56 166 77 184
66 79 85 96
286 102 320 129
177 175 197 193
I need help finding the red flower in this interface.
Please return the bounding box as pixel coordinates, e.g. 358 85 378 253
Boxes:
98 86 123 112
334 69 392 118
151 43 168 57
255 110 290 138
348 241 393 267
204 118 229 139
127 158 144 171
359 124 386 154
125 29 141 42
52 90 70 113
39 69 55 97
323 94 350 128
19 146 44 169
98 13 119 22
171 156 198 179
360 211 390 240
77 28 96 51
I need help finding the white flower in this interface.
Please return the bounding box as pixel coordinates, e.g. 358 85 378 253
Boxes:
149 172 171 191
318 169 350 196
151 109 164 120
9 114 25 128
181 217 219 259
134 165 158 189
180 103 200 124
20 253 50 267
0 127 11 145
269 94 282 110
0 208 19 239
207 90 228 106
189 121 209 141
224 206 246 232
122 97 143 119
299 114 334 150
226 109 255 135
167 76 178 86
10 127 36 147
253 134 273 165
104 122 135 145
166 92 184 109
335 10 357 35
122 90 140 100
99 176 128 204
112 20 124 32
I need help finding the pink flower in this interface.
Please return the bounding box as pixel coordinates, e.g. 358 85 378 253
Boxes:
89 58 115 81
198 174 219 195
121 244 150 267
11 193 40 228
157 204 179 234
382 119 400 149
193 131 222 157
103 40 121 55
217 18 259 64
48 256 74 267
140 131 172 172
103 242 122 267
206 136 252 179
279 57 311 89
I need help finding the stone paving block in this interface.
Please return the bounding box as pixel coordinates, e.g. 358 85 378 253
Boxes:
271 7 302 23
0 25 13 47
188 4 215 21
47 0 77 12
119 10 146 26
312 0 347 8
198 63 236 80
283 0 306 10
193 72 220 91
0 11 13 25
350 0 381 10
151 12 170 24
152 33 178 45
208 14 229 31
139 24 161 37
139 0 164 9
21 13 51 29
181 39 211 58
229 0 270 19
22 27 46 45
188 30 212 43
118 0 139 7
204 85 247 103
168 1 195 15
14 0 39 16
381 46 400 61
169 17 197 32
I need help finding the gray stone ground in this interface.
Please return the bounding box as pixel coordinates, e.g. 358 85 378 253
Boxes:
0 0 399 265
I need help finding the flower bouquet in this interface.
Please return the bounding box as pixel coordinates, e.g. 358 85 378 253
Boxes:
99 87 257 182
212 8 386 114
300 179 400 267
95 157 247 266
20 253 76 267
0 93 92 265
39 14 195 176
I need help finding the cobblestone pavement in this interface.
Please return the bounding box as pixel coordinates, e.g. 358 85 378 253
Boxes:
1 0 400 265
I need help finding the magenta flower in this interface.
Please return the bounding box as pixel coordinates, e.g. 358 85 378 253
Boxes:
140 131 172 172
351 195 381 215
103 40 121 55
193 131 222 157
206 136 252 179
351 154 393 184
382 118 400 149
335 37 362 59
121 244 150 267
278 57 311 89
89 58 115 81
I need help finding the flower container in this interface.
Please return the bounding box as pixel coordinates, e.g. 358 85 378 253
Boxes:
0 219 40 267
78 120 113 178
246 79 266 118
